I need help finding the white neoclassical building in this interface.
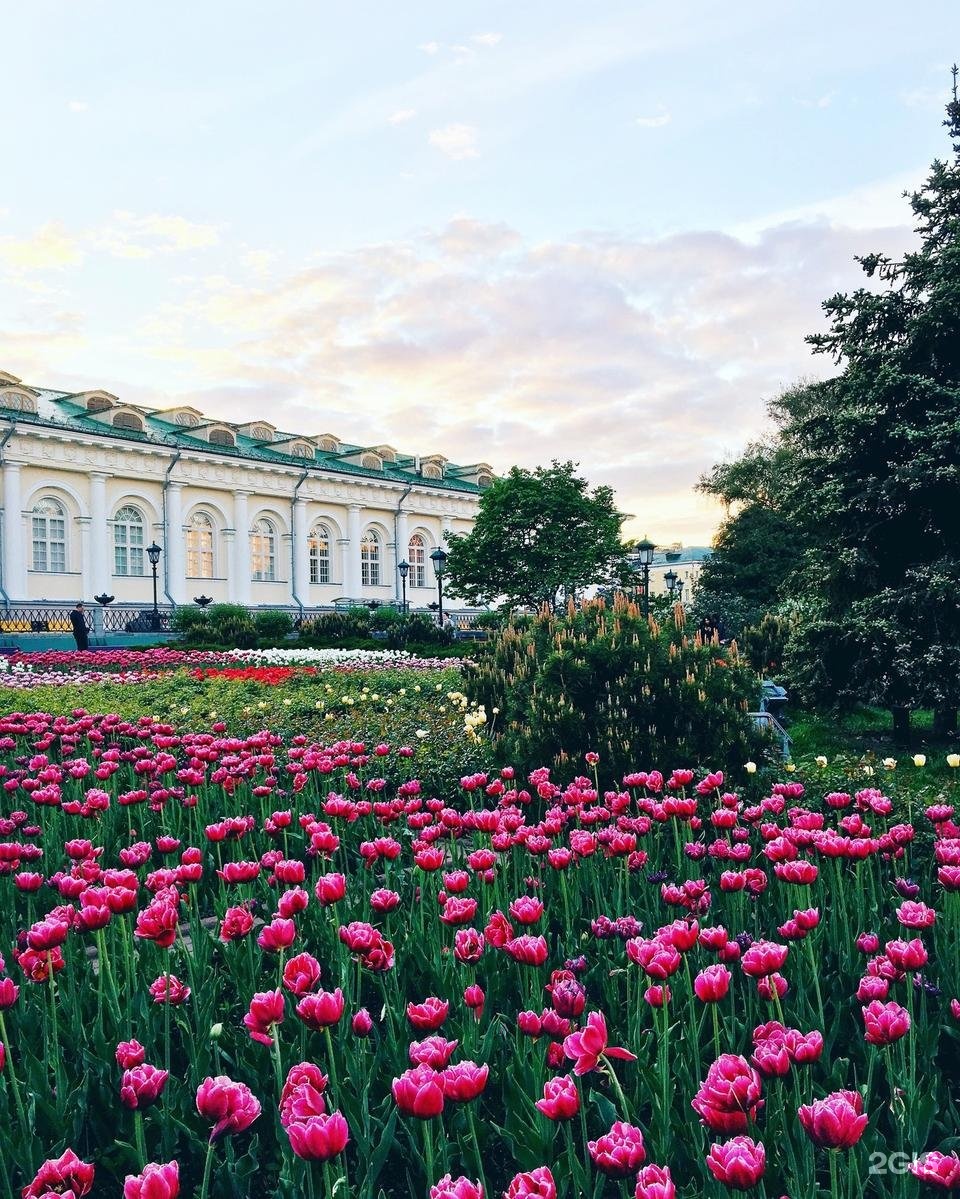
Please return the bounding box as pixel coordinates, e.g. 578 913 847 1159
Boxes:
0 371 491 612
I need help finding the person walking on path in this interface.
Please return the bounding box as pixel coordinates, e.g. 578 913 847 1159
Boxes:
70 601 89 651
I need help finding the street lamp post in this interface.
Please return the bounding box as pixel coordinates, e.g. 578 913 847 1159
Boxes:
429 547 448 627
664 569 678 598
146 542 162 631
635 536 656 619
676 578 684 603
397 559 410 613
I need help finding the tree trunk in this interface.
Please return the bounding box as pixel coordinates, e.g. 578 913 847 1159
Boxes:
933 707 958 738
891 706 912 746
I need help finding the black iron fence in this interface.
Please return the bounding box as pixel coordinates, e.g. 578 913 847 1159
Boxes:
0 602 484 637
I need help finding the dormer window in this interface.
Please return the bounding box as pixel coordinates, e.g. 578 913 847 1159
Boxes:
113 411 144 433
360 453 382 471
175 412 200 427
373 445 397 463
290 442 314 459
315 435 340 453
0 387 38 415
245 423 275 442
87 396 113 414
208 428 236 447
477 472 494 489
421 462 443 480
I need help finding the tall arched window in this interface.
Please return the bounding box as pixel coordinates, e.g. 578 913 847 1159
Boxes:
251 518 277 581
408 533 426 589
186 511 215 579
31 498 67 573
113 505 145 576
309 524 331 585
360 530 381 587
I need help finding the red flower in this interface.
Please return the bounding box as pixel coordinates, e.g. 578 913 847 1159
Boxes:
740 941 789 978
315 873 346 905
626 938 681 979
563 1011 636 1076
23 1148 95 1198
407 997 450 1030
219 905 254 942
588 1121 646 1177
909 1151 960 1188
282 953 322 996
257 918 297 953
149 974 190 1005
352 1008 374 1036
295 988 345 1030
429 1174 484 1199
115 1038 147 1069
503 1166 556 1199
705 1136 766 1190
885 937 928 971
503 935 548 966
692 1055 763 1133
392 1065 445 1118
134 896 179 949
120 1063 169 1109
694 964 731 1003
634 1164 676 1199
441 1060 489 1102
798 1091 868 1149
244 988 285 1046
509 896 544 925
123 1160 179 1199
536 1074 579 1121
196 1075 262 1141
410 1036 459 1068
280 1062 328 1128
286 1111 350 1160
861 1000 910 1046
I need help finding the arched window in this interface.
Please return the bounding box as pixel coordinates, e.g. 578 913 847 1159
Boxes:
113 411 144 432
360 453 382 471
360 530 381 587
186 511 215 579
175 411 200 428
113 505 145 576
408 533 427 589
208 428 236 447
32 498 67 573
251 518 277 581
309 524 331 585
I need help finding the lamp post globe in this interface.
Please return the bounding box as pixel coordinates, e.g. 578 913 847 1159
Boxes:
664 569 678 597
429 547 448 627
146 542 163 631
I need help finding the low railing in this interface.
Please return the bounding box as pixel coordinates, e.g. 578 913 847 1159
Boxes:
0 602 486 637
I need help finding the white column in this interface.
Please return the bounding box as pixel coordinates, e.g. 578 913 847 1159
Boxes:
345 504 362 595
292 498 309 602
88 473 110 600
165 483 186 603
78 517 93 600
2 460 25 600
441 513 456 549
395 509 409 603
233 492 252 605
223 530 237 602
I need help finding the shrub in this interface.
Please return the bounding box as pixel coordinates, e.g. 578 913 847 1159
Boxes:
465 593 768 777
253 609 294 645
741 612 794 676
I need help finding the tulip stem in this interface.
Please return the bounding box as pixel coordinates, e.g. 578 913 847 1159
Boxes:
199 1139 216 1199
0 1011 33 1171
827 1149 840 1199
134 1110 148 1164
421 1120 436 1192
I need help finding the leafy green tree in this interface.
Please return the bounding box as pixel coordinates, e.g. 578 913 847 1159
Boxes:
779 82 960 737
445 460 629 610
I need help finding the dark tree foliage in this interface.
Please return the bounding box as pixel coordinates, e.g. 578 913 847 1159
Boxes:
444 461 629 611
779 83 960 729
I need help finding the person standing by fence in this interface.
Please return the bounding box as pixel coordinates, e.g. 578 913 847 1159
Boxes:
70 601 89 651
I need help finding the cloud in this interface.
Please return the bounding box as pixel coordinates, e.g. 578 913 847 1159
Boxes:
388 108 417 125
67 100 89 113
428 124 479 160
91 212 220 259
635 107 671 128
0 223 85 272
419 41 440 55
472 32 502 47
108 198 918 545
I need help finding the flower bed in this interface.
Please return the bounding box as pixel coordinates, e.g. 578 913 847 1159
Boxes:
0 711 957 1197
3 647 461 676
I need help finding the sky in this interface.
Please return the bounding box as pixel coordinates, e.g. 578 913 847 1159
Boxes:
2 2 958 544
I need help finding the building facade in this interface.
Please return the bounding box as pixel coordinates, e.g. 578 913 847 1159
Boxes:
0 372 490 610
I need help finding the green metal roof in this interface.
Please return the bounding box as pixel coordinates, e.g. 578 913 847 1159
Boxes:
2 387 484 494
